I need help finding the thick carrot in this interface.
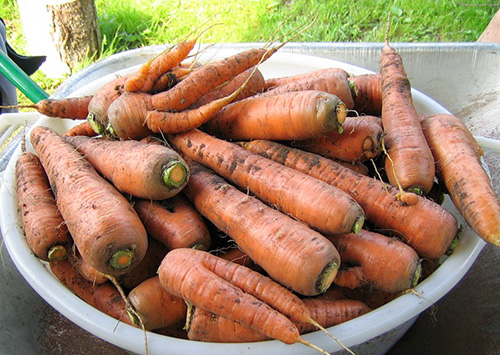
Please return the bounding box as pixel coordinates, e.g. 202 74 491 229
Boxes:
421 113 500 247
15 151 71 262
133 194 211 251
348 73 382 116
202 90 347 141
168 129 364 235
124 38 197 93
379 18 435 195
291 115 383 163
64 135 189 200
30 126 148 275
15 96 93 119
326 229 421 293
262 67 355 109
187 298 370 343
158 248 332 353
50 259 135 326
181 160 341 296
63 120 98 137
240 140 458 259
127 275 187 330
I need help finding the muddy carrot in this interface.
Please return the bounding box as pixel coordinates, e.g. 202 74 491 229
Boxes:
349 73 382 116
63 120 98 137
12 96 93 119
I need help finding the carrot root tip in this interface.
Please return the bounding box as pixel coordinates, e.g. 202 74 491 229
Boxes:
47 245 68 261
163 161 189 188
109 249 136 270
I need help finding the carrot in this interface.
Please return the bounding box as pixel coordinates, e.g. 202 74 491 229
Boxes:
187 298 370 343
149 62 196 94
15 151 71 262
133 194 211 251
86 74 128 135
30 126 148 275
291 115 383 163
64 135 189 200
181 160 341 296
9 96 93 119
325 229 421 293
261 67 355 109
69 250 108 285
264 67 350 89
50 259 135 326
420 113 500 247
379 14 435 195
348 73 382 116
124 38 197 93
63 120 98 137
168 129 364 235
240 140 458 259
158 248 338 354
215 246 259 269
202 90 347 141
127 275 187 330
189 66 266 108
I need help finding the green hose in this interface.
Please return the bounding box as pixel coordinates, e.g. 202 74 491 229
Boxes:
0 51 48 104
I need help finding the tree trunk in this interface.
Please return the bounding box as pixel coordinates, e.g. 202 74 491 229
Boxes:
46 0 100 71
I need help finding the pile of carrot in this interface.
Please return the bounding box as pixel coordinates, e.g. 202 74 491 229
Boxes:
12 21 500 354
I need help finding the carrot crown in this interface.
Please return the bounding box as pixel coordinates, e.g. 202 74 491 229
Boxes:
162 161 189 188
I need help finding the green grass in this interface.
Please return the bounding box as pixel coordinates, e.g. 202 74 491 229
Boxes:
0 0 498 101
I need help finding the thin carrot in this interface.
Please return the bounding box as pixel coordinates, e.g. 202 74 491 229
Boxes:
63 120 98 137
50 259 135 326
133 194 211 251
6 96 93 119
69 249 108 285
215 246 259 270
15 151 71 262
64 135 189 200
326 229 421 293
291 115 383 163
202 90 347 141
240 139 458 259
183 160 341 296
379 14 435 195
264 67 351 90
262 67 356 109
127 275 187 330
168 128 365 235
158 248 338 354
421 113 500 247
149 61 197 94
30 126 148 275
349 73 382 116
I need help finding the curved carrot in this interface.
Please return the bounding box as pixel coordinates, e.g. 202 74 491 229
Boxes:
240 140 458 259
127 275 187 330
133 194 211 251
63 120 98 137
168 129 364 235
326 229 421 293
292 115 383 163
421 113 500 247
379 17 435 195
30 126 148 275
202 90 347 141
183 160 341 296
64 135 189 200
349 73 382 116
15 151 71 262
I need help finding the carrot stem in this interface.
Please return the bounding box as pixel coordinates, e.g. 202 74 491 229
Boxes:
109 250 136 270
162 161 189 188
352 216 364 235
47 245 68 261
317 260 340 295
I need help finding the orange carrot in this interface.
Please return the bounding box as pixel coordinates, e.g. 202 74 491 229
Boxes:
325 229 421 293
64 135 189 200
15 151 71 262
421 113 500 247
50 259 135 326
133 194 211 251
202 90 347 141
69 250 108 285
63 120 98 137
124 38 197 93
149 63 195 94
291 115 383 163
127 275 187 330
158 248 335 353
215 246 258 269
240 140 458 259
349 73 382 116
262 67 355 109
379 16 435 195
14 96 93 119
168 129 364 235
30 126 148 275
